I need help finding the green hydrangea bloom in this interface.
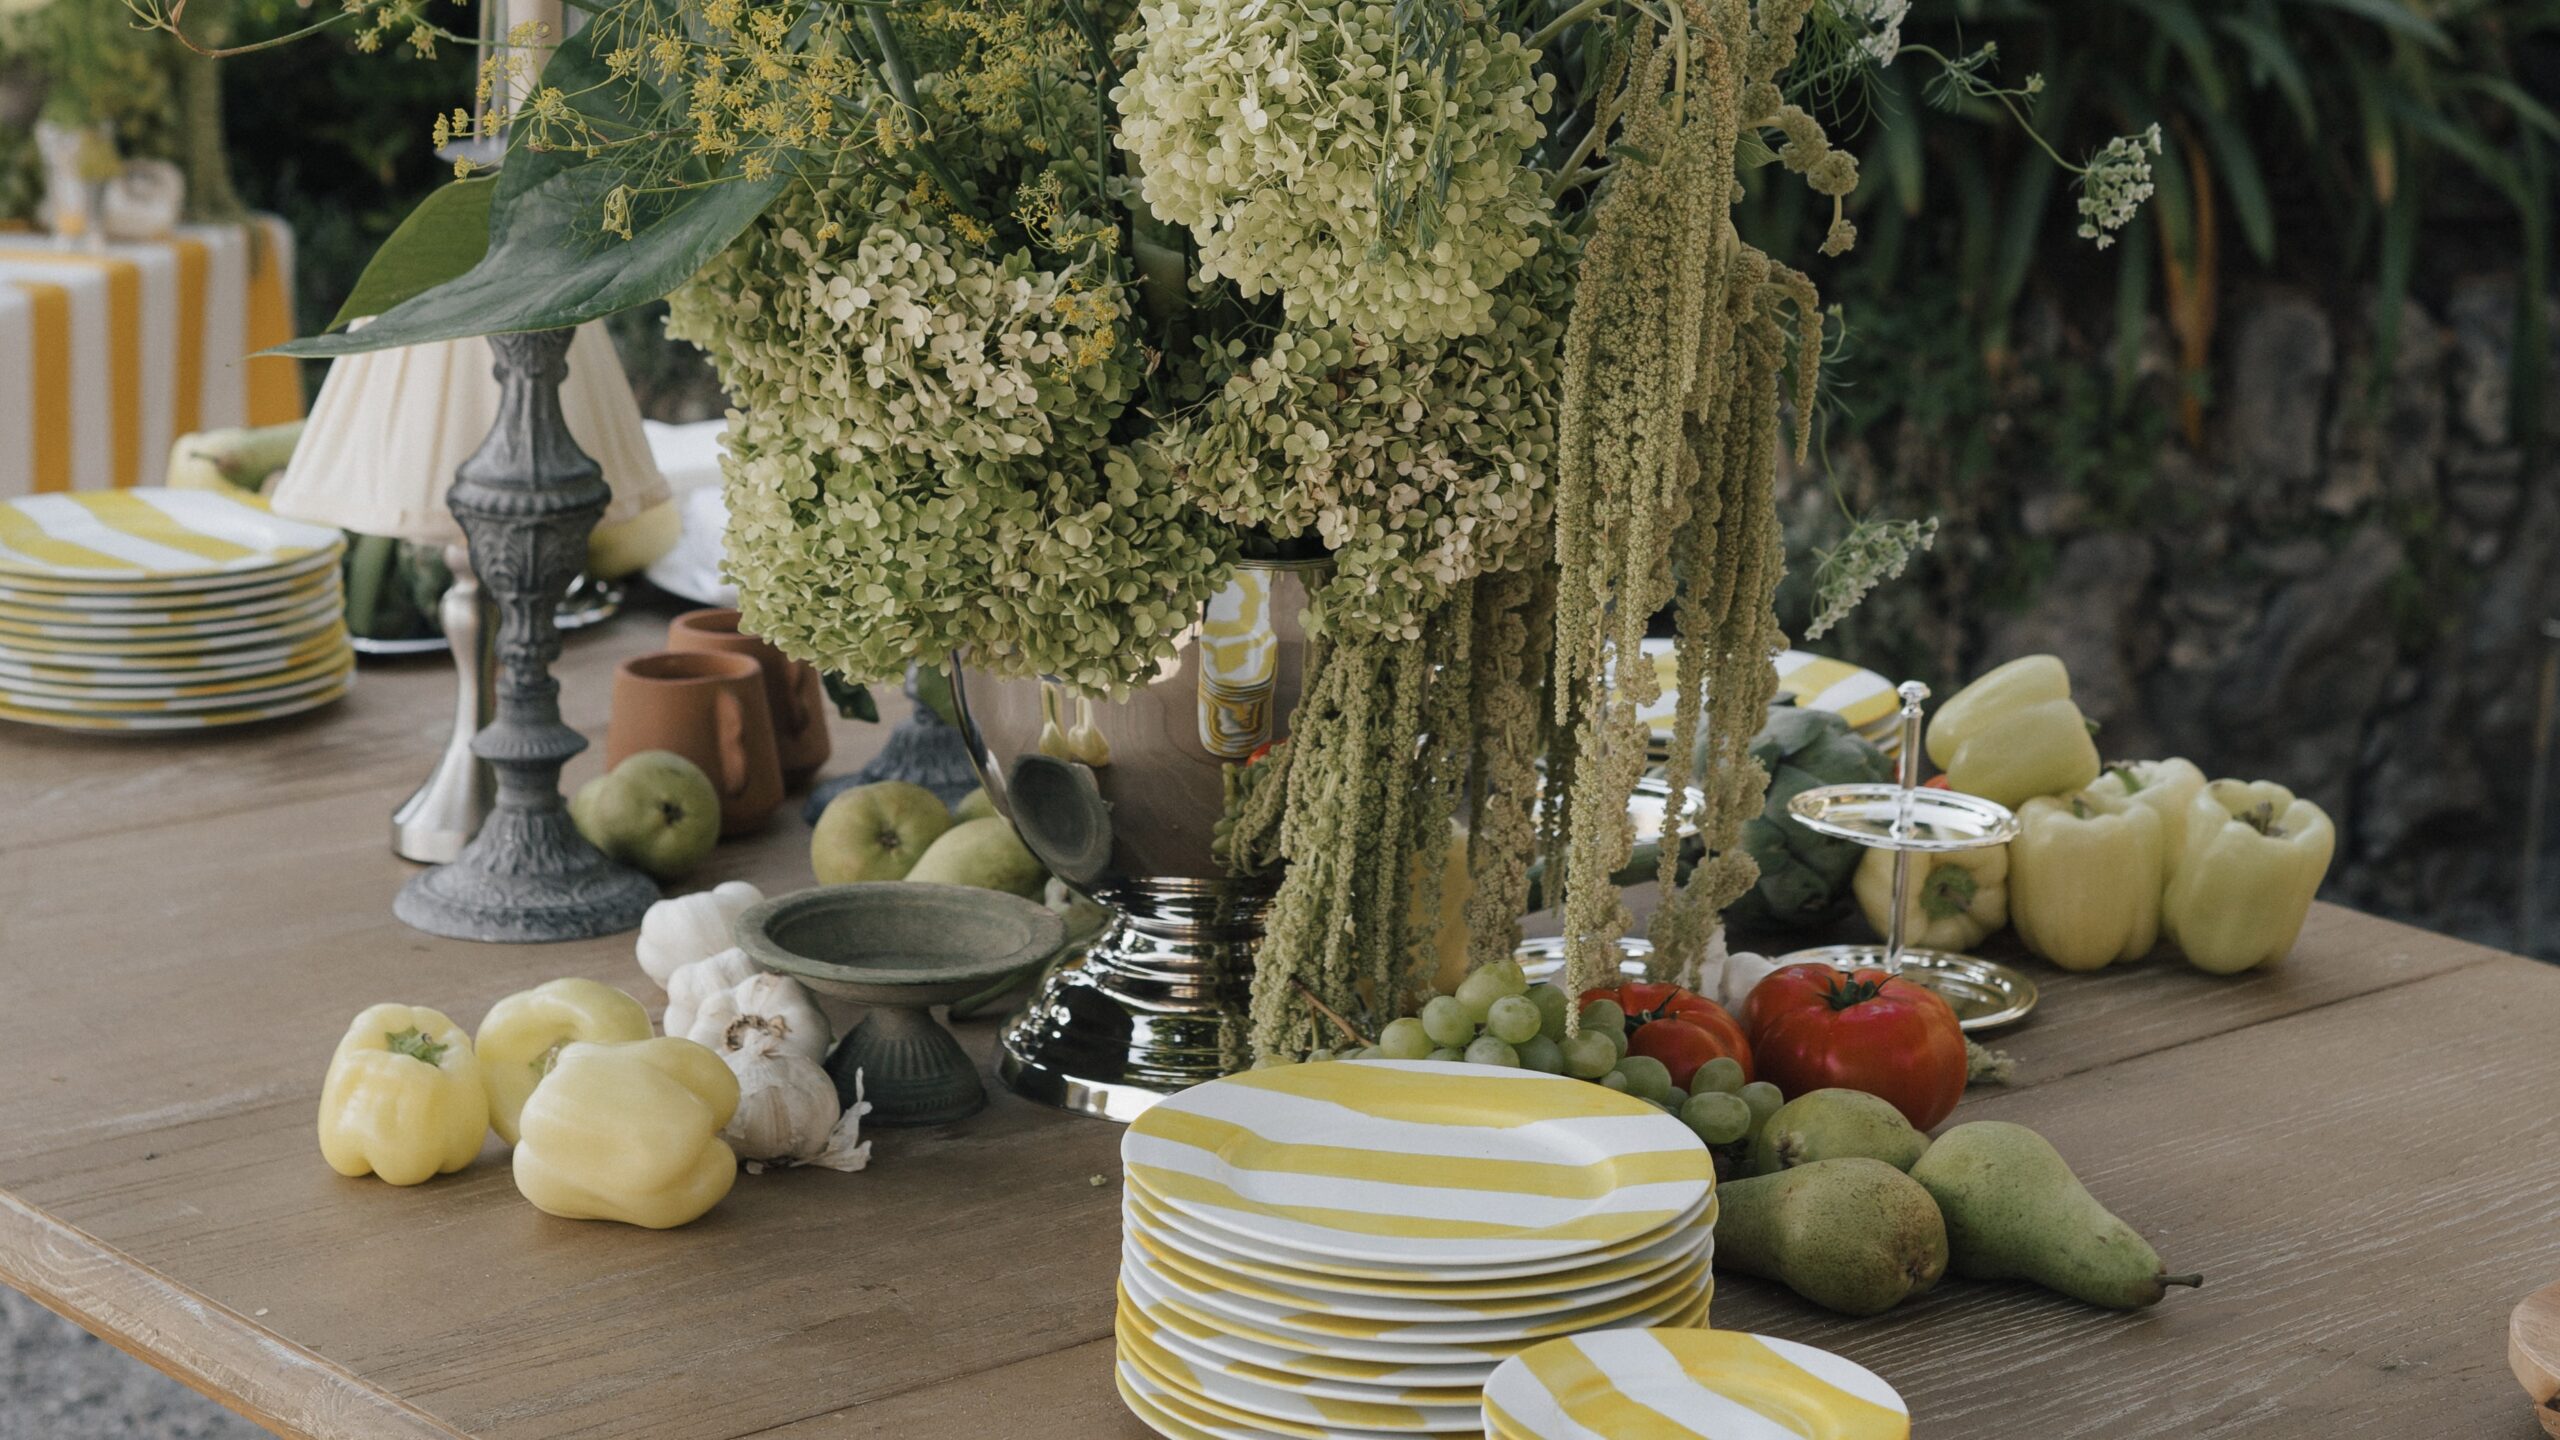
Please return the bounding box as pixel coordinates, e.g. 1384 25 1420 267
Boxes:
1113 0 1555 342
669 190 1235 692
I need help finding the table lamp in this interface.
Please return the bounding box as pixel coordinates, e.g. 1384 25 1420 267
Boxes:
272 323 669 865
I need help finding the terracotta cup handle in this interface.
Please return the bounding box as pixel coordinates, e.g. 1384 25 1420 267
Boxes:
713 688 752 800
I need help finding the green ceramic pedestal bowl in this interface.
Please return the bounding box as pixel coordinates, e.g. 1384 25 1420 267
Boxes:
736 884 1066 1126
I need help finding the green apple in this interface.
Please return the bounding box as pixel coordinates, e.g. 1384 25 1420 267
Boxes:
953 787 998 823
903 816 1049 898
812 780 955 884
571 750 721 880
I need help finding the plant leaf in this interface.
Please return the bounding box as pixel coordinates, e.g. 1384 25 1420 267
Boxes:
2194 102 2276 264
327 178 498 331
2278 0 2454 53
277 4 786 357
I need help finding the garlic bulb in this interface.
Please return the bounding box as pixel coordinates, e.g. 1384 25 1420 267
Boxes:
685 972 831 1066
663 946 761 1039
717 1031 873 1171
636 881 764 988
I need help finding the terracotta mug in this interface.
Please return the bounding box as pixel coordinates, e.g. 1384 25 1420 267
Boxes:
606 650 785 837
668 608 832 789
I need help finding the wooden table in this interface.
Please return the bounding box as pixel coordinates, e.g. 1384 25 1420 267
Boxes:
3 602 2555 1439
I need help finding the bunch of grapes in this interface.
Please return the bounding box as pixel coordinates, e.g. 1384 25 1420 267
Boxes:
1292 959 1785 1159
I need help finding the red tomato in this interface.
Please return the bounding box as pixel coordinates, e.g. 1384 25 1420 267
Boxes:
1580 983 1753 1089
1922 774 1952 790
1741 963 1967 1130
1245 740 1278 765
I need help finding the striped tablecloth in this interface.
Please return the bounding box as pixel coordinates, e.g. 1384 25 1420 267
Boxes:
0 220 305 497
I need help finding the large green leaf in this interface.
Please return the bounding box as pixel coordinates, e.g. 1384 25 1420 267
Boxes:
326 177 496 331
277 4 787 357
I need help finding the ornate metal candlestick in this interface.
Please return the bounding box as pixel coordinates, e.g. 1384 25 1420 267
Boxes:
395 329 658 942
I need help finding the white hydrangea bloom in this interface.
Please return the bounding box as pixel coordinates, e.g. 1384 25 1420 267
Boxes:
1113 0 1556 342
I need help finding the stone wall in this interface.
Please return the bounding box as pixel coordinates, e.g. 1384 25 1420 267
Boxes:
1790 277 2560 958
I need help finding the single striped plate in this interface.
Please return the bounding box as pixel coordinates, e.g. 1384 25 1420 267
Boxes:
0 608 342 660
3 659 352 716
0 544 341 600
0 674 350 733
0 627 348 678
0 644 354 703
1123 1060 1713 1271
0 490 342 583
1118 1309 1482 1434
1482 1331 1908 1440
0 585 342 642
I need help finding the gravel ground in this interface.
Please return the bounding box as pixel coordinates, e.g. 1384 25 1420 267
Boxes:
2 1286 269 1439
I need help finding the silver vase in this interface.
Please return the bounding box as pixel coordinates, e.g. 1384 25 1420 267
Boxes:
951 558 1325 1121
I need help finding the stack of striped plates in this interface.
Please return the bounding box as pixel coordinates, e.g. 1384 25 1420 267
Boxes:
1483 1329 1908 1439
0 489 352 733
1116 1060 1718 1440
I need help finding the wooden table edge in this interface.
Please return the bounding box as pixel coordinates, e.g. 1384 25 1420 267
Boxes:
0 1188 463 1440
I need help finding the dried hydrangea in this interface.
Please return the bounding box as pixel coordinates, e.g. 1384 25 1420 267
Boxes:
669 191 1235 692
1112 0 1555 341
1146 245 1569 641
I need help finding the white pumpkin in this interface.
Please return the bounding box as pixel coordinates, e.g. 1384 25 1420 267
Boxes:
636 881 764 987
662 947 762 1039
686 972 832 1067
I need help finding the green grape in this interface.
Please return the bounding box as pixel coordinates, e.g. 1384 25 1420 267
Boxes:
1516 1035 1564 1074
1681 1091 1752 1146
1427 1046 1465 1062
1526 983 1572 1040
1421 995 1477 1048
1463 1036 1521 1067
1739 1081 1785 1133
1306 1047 1337 1064
1455 968 1509 1025
1689 1057 1746 1096
1253 1053 1298 1068
1665 1086 1688 1109
1578 998 1627 1036
1599 1069 1631 1092
1614 1055 1674 1103
1481 958 1530 998
1352 1046 1383 1060
1601 1023 1630 1060
1560 1030 1618 1080
1378 1017 1435 1061
1484 995 1543 1045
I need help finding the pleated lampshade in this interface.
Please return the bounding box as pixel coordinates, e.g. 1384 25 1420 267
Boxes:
270 322 669 544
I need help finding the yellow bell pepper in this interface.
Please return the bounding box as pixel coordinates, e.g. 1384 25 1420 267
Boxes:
1924 656 2101 808
512 1038 741 1229
475 977 656 1145
2081 758 2207 888
2164 779 2335 975
2009 793 2163 972
1853 844 2008 951
317 1004 490 1186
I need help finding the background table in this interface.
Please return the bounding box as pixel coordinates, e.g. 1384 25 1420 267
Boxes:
2 601 2556 1439
0 220 303 497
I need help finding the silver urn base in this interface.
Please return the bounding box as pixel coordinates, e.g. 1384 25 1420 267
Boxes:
953 559 1322 1122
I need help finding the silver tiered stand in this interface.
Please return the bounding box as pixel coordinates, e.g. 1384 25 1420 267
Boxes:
1776 681 2039 1032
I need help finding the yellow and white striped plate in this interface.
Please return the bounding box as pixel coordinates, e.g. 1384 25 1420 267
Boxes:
0 626 347 678
0 644 353 704
0 607 342 660
0 489 341 583
0 573 338 630
1121 1278 1502 1389
0 583 341 642
1127 1183 1718 1303
0 544 340 600
1124 1061 1714 1272
1128 1241 1712 1351
1482 1331 1907 1440
1119 1310 1482 1435
1631 642 1899 750
1129 1167 1715 1286
3 657 351 716
0 673 350 733
1128 1211 1710 1326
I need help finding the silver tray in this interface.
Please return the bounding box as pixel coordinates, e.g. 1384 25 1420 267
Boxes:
1514 934 1653 984
1788 783 2020 852
1769 943 2038 1032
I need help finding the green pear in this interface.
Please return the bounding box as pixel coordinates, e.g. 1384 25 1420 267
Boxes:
1908 1121 2202 1309
904 816 1049 898
1716 1158 1947 1316
1749 1088 1931 1176
811 780 954 884
954 787 998 823
571 751 719 880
